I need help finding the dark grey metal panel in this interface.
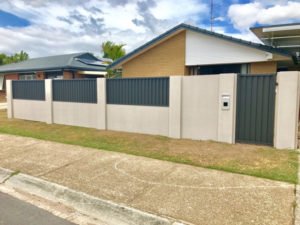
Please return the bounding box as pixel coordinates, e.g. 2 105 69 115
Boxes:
106 77 169 106
12 80 45 101
235 74 276 146
52 79 97 103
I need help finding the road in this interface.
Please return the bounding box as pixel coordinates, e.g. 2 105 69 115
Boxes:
0 191 76 225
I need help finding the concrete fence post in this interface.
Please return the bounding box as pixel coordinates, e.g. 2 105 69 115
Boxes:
45 79 53 124
6 80 13 119
169 76 182 139
97 78 107 130
217 73 237 144
274 72 300 149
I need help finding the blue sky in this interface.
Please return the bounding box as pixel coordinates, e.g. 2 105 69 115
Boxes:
0 10 30 27
0 0 299 57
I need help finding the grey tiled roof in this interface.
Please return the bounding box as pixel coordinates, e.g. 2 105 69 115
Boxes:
0 52 107 73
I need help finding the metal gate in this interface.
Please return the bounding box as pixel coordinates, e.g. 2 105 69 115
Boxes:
235 74 276 145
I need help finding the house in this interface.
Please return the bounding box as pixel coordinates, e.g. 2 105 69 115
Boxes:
109 23 294 77
0 52 111 91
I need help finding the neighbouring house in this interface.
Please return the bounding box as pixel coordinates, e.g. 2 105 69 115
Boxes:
0 52 111 91
251 23 300 71
109 23 297 77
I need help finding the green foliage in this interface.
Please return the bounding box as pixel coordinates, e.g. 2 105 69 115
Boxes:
102 41 126 61
0 51 29 65
101 41 126 78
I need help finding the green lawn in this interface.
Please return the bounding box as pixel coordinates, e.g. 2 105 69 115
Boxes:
0 110 298 184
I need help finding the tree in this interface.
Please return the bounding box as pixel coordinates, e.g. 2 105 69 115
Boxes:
102 41 126 61
101 41 126 78
0 51 29 65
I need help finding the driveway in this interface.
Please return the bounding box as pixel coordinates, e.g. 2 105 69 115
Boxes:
0 134 295 225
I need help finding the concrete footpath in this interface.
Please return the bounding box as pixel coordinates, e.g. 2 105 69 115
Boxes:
0 134 295 225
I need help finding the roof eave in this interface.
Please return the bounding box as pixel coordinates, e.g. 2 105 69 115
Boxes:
109 23 291 69
0 65 107 74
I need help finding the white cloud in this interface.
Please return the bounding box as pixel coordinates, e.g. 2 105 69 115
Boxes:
228 1 300 31
0 0 208 58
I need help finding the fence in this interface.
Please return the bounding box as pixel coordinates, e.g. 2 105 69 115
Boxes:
12 80 45 100
106 77 169 106
53 79 97 103
6 72 300 149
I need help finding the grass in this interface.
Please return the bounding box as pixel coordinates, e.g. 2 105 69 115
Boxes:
0 110 298 184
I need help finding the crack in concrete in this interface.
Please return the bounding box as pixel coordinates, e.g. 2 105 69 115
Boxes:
36 152 97 178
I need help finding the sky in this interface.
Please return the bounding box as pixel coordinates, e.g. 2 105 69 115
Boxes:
0 0 299 58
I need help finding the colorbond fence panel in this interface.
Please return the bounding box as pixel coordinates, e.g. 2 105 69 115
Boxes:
52 79 97 103
106 77 169 106
235 74 276 146
12 80 45 101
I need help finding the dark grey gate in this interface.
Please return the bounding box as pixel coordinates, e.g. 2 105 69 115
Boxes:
235 74 276 145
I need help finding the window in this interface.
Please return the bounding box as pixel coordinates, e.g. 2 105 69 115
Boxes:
19 73 36 80
45 71 63 79
189 64 249 75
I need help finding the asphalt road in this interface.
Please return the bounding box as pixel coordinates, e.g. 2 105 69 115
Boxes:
0 191 76 225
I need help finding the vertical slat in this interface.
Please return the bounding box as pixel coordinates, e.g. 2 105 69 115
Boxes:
236 74 276 146
12 80 45 100
267 76 276 145
52 79 97 103
250 76 257 142
106 77 169 106
255 76 263 142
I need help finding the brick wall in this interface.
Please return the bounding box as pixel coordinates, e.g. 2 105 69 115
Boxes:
5 73 19 80
63 71 73 79
36 71 45 80
250 61 277 74
122 31 187 77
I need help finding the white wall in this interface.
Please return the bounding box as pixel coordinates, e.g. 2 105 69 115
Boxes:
274 72 300 149
181 75 219 141
13 99 48 122
107 104 169 136
53 102 98 129
185 30 272 66
0 75 4 91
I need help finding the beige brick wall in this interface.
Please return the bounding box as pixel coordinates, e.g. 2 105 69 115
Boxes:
74 72 85 79
63 71 73 79
122 31 187 77
250 61 277 74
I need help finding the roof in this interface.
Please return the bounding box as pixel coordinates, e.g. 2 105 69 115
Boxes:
0 52 108 74
109 23 291 69
250 23 300 64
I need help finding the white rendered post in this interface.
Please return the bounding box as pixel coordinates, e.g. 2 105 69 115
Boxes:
97 78 107 130
45 79 53 124
217 73 237 144
274 72 300 149
6 80 13 119
169 76 182 138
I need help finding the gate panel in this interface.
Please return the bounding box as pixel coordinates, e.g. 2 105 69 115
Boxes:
236 74 276 145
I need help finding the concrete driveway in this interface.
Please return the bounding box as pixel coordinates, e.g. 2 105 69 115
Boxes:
0 134 295 225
